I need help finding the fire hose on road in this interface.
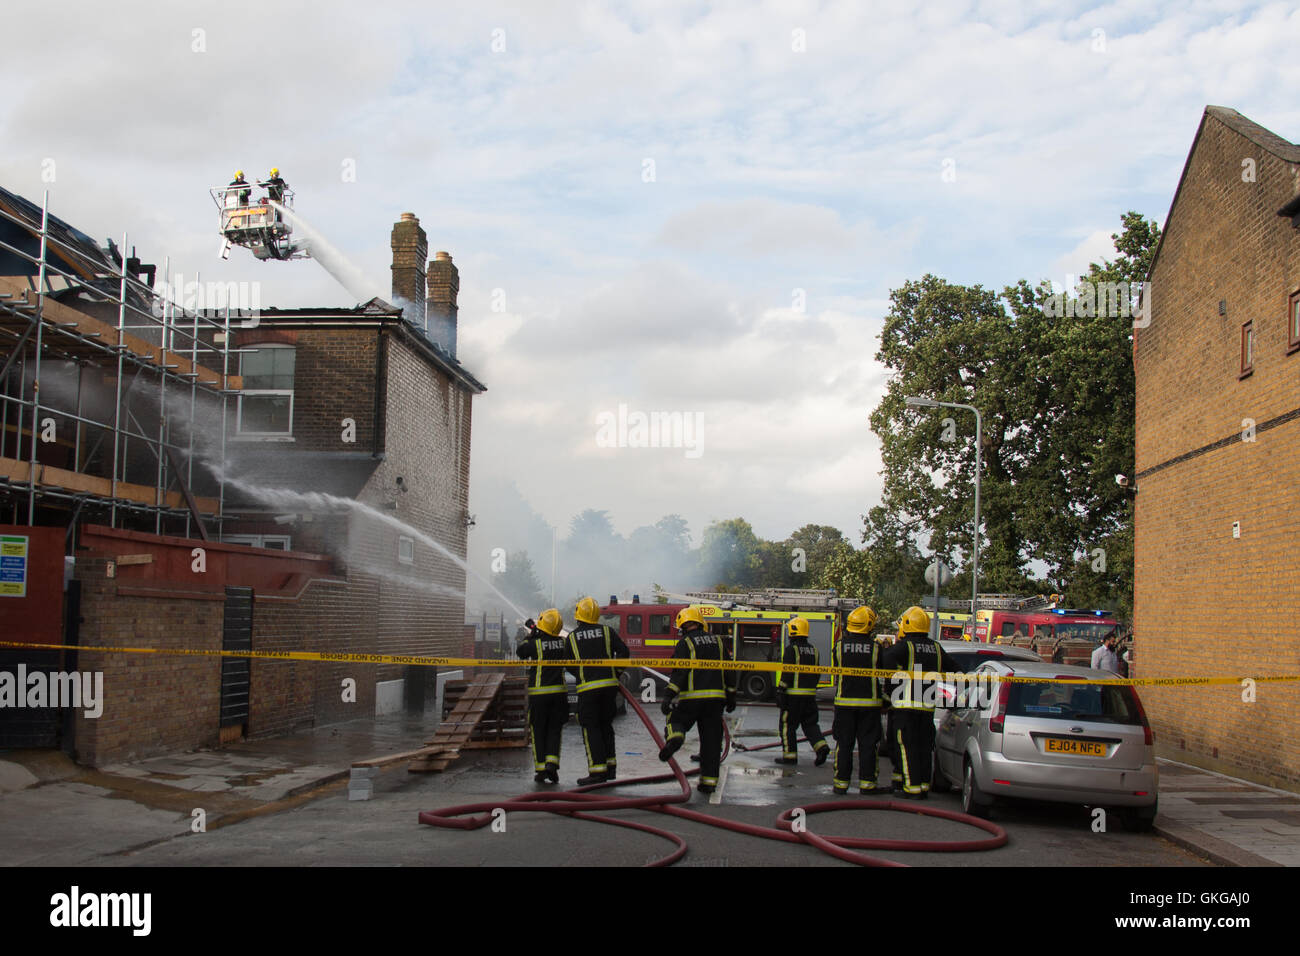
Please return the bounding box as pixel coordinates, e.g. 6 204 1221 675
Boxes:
417 687 1008 866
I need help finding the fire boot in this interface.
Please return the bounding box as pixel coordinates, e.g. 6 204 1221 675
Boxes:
544 762 559 784
576 772 607 786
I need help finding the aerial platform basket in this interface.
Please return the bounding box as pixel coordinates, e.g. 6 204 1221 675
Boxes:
209 185 308 261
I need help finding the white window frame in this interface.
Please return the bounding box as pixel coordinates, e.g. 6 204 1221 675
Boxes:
237 343 296 439
398 535 415 565
225 534 292 551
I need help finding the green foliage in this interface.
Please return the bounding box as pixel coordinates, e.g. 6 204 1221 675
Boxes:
697 517 763 588
867 212 1157 610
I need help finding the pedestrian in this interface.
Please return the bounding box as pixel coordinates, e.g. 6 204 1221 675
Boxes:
830 606 886 794
774 617 830 767
879 606 947 798
658 607 736 795
516 610 570 784
1090 630 1122 674
568 596 630 785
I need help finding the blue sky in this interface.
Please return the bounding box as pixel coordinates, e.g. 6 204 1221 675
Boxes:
3 1 1298 592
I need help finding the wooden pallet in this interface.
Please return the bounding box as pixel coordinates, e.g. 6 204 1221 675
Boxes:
351 673 530 776
441 677 529 749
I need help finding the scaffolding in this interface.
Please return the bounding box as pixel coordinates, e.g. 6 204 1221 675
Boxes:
0 189 242 549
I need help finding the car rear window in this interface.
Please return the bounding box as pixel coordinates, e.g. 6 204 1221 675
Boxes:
1008 681 1139 723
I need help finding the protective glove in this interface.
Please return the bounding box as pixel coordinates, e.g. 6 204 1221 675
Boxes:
660 692 677 716
725 691 737 713
775 686 787 709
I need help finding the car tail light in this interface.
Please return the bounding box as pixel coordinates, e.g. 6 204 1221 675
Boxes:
1131 690 1154 745
988 680 1011 733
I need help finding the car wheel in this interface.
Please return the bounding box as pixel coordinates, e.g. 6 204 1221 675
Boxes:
931 754 952 793
1119 798 1158 833
961 760 991 818
742 672 771 701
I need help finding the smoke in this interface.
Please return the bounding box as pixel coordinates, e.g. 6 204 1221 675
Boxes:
466 476 724 621
269 201 384 304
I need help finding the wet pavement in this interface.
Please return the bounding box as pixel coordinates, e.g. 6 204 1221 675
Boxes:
0 703 1287 866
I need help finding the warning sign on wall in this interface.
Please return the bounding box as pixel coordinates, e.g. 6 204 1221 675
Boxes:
0 535 28 597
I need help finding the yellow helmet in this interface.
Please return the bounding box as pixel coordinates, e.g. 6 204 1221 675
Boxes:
270 167 279 177
675 606 705 630
788 617 810 639
234 169 244 178
536 609 562 636
896 606 930 638
846 606 878 634
575 596 601 624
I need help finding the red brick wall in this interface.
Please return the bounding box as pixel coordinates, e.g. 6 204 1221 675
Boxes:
72 556 225 766
1135 109 1300 789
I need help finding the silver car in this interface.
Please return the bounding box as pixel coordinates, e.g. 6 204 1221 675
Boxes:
934 660 1158 830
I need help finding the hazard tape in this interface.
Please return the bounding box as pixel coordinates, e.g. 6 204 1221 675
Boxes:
2 641 1297 688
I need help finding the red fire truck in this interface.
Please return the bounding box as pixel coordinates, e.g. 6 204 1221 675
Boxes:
599 596 839 701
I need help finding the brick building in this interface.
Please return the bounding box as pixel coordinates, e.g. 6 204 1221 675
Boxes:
1135 106 1300 789
1 193 485 765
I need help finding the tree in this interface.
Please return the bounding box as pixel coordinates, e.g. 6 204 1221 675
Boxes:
496 550 546 615
697 518 762 589
787 523 848 583
868 212 1158 608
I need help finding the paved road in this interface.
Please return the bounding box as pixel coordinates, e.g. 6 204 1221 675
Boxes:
100 704 1204 867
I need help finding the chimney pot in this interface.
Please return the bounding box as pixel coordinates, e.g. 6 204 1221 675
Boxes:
435 251 452 261
400 212 417 222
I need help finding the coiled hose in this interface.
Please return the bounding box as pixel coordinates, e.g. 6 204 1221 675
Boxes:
418 686 1007 866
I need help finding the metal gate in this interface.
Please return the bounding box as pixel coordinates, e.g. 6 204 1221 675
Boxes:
220 586 253 742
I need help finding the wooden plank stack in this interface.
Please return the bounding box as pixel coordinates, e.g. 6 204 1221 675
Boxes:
351 673 530 778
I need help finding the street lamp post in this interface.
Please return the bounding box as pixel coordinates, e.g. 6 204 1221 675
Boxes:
905 396 983 619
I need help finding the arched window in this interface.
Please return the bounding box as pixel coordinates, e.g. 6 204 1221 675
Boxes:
238 343 295 436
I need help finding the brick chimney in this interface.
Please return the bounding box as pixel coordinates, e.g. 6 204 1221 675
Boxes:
390 212 427 329
427 250 459 357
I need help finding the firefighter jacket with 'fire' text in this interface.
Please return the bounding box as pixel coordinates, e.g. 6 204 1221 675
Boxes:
777 638 823 696
516 629 572 696
832 638 883 707
567 624 630 692
879 633 947 711
667 631 736 701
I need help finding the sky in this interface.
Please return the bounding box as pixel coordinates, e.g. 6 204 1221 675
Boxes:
3 1 1298 585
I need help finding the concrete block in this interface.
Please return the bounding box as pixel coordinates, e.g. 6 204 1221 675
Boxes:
375 679 405 717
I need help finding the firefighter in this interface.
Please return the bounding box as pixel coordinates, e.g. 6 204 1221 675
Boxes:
228 169 250 206
516 609 570 784
774 617 829 767
568 596 630 785
830 606 885 794
658 607 736 795
262 167 287 203
879 606 946 798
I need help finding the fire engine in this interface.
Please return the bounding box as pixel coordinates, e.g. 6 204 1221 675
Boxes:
600 590 849 701
960 594 1120 645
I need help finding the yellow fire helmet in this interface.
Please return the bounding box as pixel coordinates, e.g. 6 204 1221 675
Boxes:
536 608 563 636
675 606 705 630
270 167 279 177
788 617 810 639
846 606 878 634
575 596 601 624
896 606 931 638
234 169 243 179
